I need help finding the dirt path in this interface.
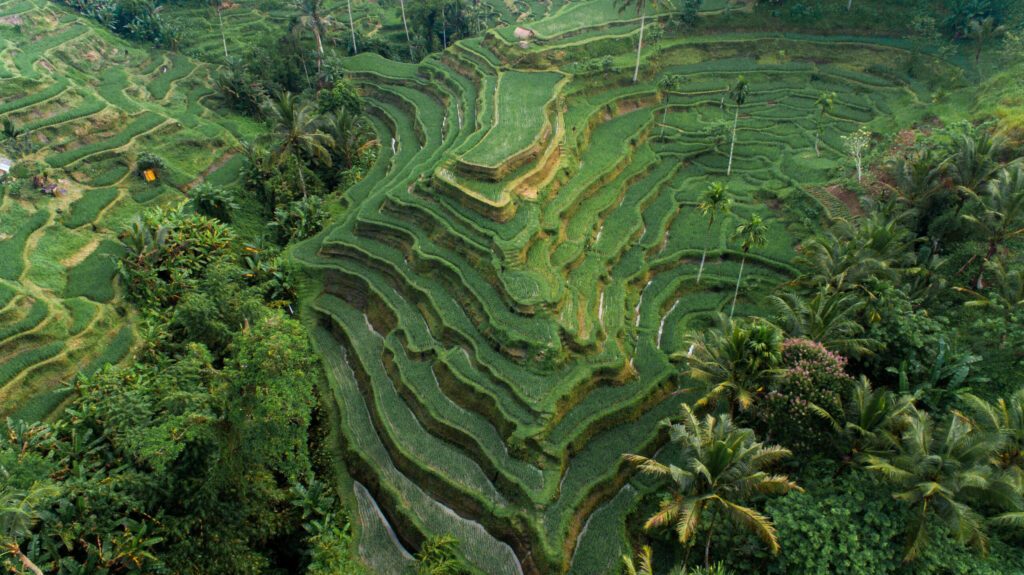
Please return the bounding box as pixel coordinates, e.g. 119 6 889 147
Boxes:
61 237 100 267
183 151 237 193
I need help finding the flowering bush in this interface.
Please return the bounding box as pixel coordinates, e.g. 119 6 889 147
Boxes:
753 339 854 454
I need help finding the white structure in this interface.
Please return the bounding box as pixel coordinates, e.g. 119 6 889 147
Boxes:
0 156 11 175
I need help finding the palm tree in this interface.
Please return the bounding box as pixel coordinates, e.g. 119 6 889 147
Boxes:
766 288 877 357
725 76 748 176
831 377 916 455
323 108 373 169
624 404 800 568
1 482 60 575
962 389 1024 470
621 545 654 575
966 17 1006 70
209 0 229 59
615 0 663 84
861 406 1023 561
658 74 683 139
347 0 358 54
262 92 334 197
398 0 413 59
963 166 1024 288
942 128 1004 216
729 212 767 319
294 0 334 75
681 316 782 415
813 91 835 157
696 182 732 284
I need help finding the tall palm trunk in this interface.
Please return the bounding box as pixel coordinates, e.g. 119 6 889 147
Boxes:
729 253 746 319
659 103 668 139
217 8 229 59
727 105 739 175
348 0 358 54
704 507 721 568
399 0 412 59
847 0 852 10
442 2 448 49
697 221 713 284
632 11 645 83
976 240 998 289
313 27 324 74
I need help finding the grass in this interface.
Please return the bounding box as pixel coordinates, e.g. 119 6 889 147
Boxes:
63 188 119 229
63 240 125 303
458 71 563 171
0 210 49 281
45 111 166 167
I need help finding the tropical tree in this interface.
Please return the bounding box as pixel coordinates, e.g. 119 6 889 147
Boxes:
347 0 358 54
842 126 871 182
1 481 59 575
323 108 373 170
696 182 732 284
189 182 238 222
730 212 767 318
834 377 916 455
414 534 470 575
398 0 412 59
942 127 1004 216
210 0 228 59
961 389 1024 470
682 316 783 415
766 288 877 357
813 91 835 157
725 76 748 176
966 16 1006 70
615 0 664 84
624 404 800 568
294 0 334 75
621 545 654 575
262 91 334 197
963 165 1024 288
658 74 684 139
860 406 1024 561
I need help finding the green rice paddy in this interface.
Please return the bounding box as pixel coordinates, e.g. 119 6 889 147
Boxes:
292 3 965 572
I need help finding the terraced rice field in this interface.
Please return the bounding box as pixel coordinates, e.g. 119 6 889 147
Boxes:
295 4 962 573
0 0 254 418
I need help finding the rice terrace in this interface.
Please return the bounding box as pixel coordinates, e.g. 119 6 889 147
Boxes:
1 0 1024 574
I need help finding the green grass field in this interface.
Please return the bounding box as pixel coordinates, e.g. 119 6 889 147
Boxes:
0 0 257 419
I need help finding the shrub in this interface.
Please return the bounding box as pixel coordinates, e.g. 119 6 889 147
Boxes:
752 339 853 455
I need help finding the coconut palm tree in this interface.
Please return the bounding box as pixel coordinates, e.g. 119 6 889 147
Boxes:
963 165 1024 288
294 0 335 75
209 0 228 59
967 17 1006 70
615 0 663 84
681 316 783 415
725 76 748 176
829 377 916 455
323 108 373 170
347 0 358 54
621 545 654 575
729 212 767 319
813 91 835 157
262 92 334 197
860 406 1024 561
398 0 413 59
961 389 1024 470
942 127 1004 216
766 288 877 357
1 482 60 575
624 404 800 568
696 182 732 284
